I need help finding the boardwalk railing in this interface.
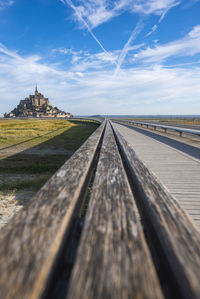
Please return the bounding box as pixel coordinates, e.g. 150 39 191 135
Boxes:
71 117 104 124
114 119 200 137
0 119 199 299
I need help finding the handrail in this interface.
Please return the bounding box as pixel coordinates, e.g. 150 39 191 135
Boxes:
1 117 104 123
0 121 106 299
114 119 200 137
72 117 104 124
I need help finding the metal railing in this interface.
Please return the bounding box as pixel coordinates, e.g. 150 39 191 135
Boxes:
114 119 200 137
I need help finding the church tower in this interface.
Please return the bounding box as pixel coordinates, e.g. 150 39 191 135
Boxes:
33 84 39 105
35 84 38 95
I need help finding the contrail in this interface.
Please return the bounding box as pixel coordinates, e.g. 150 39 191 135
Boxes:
114 1 180 76
114 18 144 77
145 9 167 38
145 4 174 38
62 0 117 66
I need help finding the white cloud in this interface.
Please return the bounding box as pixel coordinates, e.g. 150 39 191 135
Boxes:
0 0 14 10
134 25 200 63
52 46 121 71
132 0 181 15
1 42 200 116
52 47 85 64
60 0 181 29
189 25 200 38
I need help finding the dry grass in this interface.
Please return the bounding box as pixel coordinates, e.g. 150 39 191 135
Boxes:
0 119 99 227
0 119 75 147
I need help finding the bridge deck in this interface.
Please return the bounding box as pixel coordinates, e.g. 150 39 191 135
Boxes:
113 122 200 228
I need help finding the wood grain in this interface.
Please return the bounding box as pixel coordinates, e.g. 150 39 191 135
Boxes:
0 121 105 299
111 121 200 299
67 122 163 299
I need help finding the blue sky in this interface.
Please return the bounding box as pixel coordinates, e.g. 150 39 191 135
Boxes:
0 0 200 115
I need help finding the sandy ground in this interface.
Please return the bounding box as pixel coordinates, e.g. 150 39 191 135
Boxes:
0 144 74 230
0 190 35 229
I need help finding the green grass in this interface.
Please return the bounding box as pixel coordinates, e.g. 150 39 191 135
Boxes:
0 176 49 193
0 119 74 147
36 124 99 150
0 155 71 174
158 118 200 125
0 119 99 196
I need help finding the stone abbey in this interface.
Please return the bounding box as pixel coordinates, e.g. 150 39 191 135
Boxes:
4 86 72 119
19 85 50 109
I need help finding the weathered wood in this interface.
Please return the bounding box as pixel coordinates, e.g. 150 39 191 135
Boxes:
111 121 200 299
67 122 163 299
113 121 200 226
0 121 105 299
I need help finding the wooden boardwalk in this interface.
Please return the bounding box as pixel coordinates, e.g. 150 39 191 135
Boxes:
113 122 200 228
0 120 199 299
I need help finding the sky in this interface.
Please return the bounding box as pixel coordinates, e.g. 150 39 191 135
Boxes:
0 0 200 116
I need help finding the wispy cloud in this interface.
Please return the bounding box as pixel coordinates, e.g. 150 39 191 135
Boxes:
52 44 146 73
60 0 181 29
1 42 200 116
0 0 14 10
0 43 21 59
132 0 181 15
52 47 85 64
134 25 200 63
63 0 124 29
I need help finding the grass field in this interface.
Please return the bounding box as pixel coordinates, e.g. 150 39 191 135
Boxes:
0 119 99 226
0 119 78 148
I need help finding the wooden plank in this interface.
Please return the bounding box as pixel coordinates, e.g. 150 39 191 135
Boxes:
0 121 105 299
111 121 200 299
67 122 163 299
113 122 200 226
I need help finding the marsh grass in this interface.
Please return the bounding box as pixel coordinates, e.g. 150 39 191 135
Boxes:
160 118 200 125
0 119 99 196
0 176 49 192
0 119 74 147
0 154 71 174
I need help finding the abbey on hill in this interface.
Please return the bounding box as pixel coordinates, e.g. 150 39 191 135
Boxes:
4 86 72 119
